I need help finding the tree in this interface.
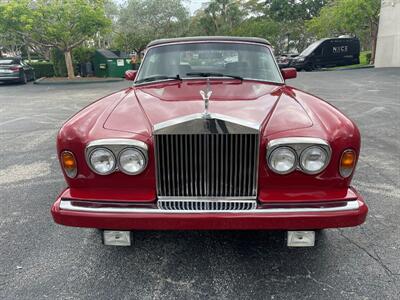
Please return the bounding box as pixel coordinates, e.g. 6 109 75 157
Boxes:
98 0 120 49
231 17 281 47
306 0 380 62
0 0 111 78
196 0 244 35
258 0 328 53
265 0 329 21
0 32 24 57
116 0 189 55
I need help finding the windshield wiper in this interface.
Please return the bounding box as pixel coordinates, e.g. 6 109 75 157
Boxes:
135 74 181 84
186 72 243 81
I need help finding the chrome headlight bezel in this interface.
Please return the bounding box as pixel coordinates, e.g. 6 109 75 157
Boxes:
268 146 297 175
267 137 331 175
88 147 116 175
299 145 329 174
118 147 148 175
85 139 148 176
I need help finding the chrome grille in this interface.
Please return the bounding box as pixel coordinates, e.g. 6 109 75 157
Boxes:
155 134 259 198
158 199 257 212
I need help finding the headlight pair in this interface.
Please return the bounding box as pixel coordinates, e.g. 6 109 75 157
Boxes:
267 138 331 175
89 147 146 175
86 139 148 176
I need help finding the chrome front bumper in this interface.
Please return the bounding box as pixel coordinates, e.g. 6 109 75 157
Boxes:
59 199 360 214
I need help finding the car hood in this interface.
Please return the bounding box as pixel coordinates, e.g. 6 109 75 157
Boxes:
104 80 313 136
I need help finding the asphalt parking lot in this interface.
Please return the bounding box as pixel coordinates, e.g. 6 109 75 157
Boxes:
0 68 399 299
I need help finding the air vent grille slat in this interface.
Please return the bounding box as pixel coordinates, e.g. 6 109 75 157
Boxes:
158 200 257 212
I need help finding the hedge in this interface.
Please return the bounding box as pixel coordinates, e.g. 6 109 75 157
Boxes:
30 62 55 78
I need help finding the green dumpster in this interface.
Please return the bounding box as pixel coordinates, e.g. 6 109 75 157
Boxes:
92 49 132 78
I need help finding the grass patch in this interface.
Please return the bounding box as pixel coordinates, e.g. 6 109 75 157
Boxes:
359 51 371 65
327 51 372 70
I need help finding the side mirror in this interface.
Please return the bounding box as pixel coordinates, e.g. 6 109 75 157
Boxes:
281 68 297 80
125 70 137 81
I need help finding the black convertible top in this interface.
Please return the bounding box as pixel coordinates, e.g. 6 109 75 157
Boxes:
147 36 271 48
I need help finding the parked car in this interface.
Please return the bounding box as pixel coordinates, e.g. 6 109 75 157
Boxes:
276 53 298 68
51 36 367 247
291 37 360 71
0 57 35 84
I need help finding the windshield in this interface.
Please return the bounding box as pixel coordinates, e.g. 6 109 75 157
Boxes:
300 41 322 57
136 42 283 84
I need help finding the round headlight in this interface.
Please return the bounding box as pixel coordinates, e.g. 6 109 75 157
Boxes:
268 147 297 174
300 146 328 174
89 148 116 175
119 148 147 175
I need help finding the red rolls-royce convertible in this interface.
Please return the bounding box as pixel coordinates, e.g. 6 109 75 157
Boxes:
51 37 368 247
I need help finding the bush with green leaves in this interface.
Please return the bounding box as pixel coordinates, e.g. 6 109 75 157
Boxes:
30 62 54 78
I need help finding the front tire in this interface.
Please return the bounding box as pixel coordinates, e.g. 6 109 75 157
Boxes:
304 63 315 72
21 73 28 84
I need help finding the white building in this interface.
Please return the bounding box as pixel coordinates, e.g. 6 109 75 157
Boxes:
375 0 400 67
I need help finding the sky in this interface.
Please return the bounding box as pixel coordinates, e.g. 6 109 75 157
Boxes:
186 0 209 15
115 1 209 15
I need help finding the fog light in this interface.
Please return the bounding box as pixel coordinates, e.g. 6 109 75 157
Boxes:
102 230 131 246
287 231 315 247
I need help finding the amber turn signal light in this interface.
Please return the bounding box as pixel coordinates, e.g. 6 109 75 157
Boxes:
339 149 356 178
61 151 77 178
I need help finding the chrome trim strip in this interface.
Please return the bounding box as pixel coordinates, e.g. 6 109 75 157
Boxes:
59 199 360 214
153 113 260 132
267 137 330 149
158 196 256 201
86 139 148 151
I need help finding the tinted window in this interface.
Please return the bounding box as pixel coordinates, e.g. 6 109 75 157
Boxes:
300 41 322 56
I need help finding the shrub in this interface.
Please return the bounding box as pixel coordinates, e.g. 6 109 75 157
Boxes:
359 51 372 65
73 46 96 64
30 62 54 78
51 49 68 77
365 52 372 64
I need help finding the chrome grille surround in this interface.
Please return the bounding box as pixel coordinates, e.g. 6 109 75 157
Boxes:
153 114 260 199
158 199 257 212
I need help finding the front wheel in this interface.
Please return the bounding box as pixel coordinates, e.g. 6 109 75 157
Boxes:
304 63 315 72
20 73 28 84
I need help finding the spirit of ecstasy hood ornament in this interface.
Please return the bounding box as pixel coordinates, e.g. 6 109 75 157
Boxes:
200 78 212 118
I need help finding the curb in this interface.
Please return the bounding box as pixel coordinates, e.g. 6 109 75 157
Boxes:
34 77 124 85
33 77 46 84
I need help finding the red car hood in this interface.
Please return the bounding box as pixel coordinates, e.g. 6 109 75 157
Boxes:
104 80 313 136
